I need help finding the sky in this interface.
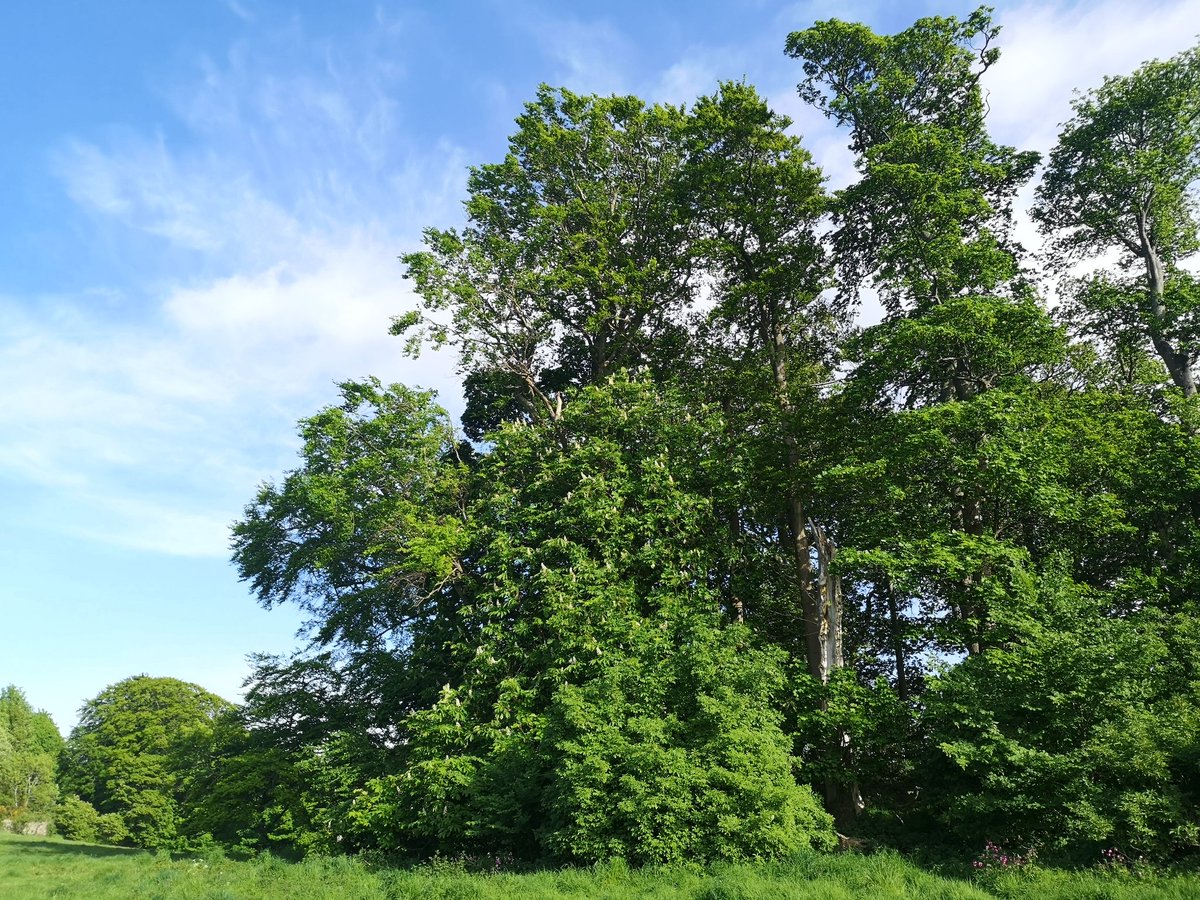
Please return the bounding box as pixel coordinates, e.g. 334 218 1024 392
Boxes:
2 0 1198 734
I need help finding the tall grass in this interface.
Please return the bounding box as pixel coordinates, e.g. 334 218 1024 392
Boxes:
2 833 1196 899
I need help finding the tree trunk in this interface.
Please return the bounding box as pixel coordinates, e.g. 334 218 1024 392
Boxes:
1139 211 1196 397
883 576 909 701
766 297 860 829
807 520 844 683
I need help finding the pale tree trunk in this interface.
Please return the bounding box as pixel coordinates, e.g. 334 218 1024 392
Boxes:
767 301 861 830
1138 211 1197 397
808 519 864 831
807 520 844 683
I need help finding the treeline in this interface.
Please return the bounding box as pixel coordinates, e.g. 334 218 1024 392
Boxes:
32 7 1200 870
0 686 61 830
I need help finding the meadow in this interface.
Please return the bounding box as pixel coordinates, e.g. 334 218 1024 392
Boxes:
3 833 1200 900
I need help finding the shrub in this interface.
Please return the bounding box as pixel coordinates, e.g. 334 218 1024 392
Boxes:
55 794 100 843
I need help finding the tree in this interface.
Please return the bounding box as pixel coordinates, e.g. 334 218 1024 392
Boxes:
0 686 62 817
215 19 1200 867
678 81 868 825
923 563 1200 861
787 7 1039 320
233 378 470 662
349 377 835 863
176 706 351 858
1033 44 1200 397
59 676 231 849
783 10 1094 837
787 8 1059 657
681 82 846 680
397 86 698 434
231 379 473 811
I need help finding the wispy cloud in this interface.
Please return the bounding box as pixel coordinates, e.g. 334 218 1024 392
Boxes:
522 13 637 94
5 13 466 558
220 0 254 23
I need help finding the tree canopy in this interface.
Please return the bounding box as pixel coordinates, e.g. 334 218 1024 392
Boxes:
59 676 231 849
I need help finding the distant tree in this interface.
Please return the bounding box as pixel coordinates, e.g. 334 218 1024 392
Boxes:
59 676 231 849
0 685 62 816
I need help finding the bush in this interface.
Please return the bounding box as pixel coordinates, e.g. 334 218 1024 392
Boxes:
921 568 1200 863
543 625 836 864
55 794 100 843
97 812 130 845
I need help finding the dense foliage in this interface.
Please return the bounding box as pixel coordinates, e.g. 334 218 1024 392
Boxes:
0 686 62 826
40 6 1200 876
57 676 231 849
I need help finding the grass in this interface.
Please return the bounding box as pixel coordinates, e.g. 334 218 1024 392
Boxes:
2 832 1198 899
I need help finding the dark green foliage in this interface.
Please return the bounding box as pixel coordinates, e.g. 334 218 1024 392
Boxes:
923 564 1200 861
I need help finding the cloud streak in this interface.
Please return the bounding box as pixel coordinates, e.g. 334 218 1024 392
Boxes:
5 12 468 559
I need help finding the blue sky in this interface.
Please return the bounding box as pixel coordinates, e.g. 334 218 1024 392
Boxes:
3 0 1198 734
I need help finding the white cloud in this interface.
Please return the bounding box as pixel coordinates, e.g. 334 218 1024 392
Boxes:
988 0 1200 153
525 15 636 94
5 14 470 559
0 231 460 558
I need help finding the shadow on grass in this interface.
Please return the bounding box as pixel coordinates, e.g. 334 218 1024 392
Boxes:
3 838 145 859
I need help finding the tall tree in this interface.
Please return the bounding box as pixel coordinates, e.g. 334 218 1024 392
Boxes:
680 82 866 826
787 8 1057 661
682 82 846 683
1033 44 1200 398
230 379 474 848
787 7 1039 323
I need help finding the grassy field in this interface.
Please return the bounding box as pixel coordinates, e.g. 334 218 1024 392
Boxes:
2 832 1198 899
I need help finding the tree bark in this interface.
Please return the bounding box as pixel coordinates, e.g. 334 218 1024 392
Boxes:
1138 211 1197 397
